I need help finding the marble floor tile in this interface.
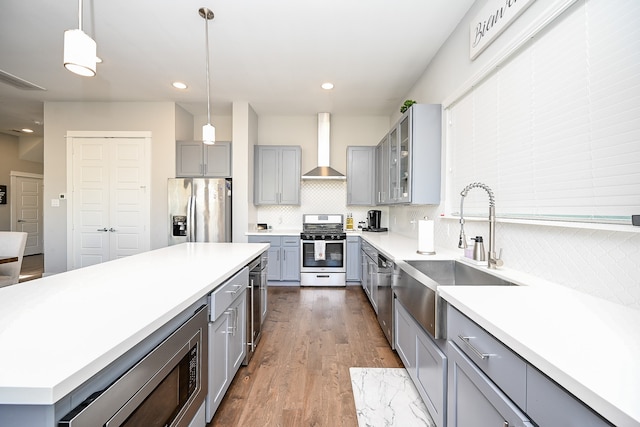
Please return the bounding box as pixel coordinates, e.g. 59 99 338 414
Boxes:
350 367 435 427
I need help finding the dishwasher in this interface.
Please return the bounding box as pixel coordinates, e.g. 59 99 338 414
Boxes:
244 251 268 365
377 253 395 348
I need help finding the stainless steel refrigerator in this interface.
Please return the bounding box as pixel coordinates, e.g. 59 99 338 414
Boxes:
168 178 232 245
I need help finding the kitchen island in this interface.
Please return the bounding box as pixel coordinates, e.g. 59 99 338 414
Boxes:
0 242 268 426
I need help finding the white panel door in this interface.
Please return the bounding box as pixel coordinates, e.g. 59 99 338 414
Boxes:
71 136 150 269
14 176 43 256
72 139 110 268
109 139 149 259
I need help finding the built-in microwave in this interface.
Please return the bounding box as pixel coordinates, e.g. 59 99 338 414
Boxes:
58 305 208 427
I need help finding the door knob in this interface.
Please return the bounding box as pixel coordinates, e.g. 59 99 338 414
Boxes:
109 228 116 232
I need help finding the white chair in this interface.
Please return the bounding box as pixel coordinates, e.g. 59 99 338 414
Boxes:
0 231 28 288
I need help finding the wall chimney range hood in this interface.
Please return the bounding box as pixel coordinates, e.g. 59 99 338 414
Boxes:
302 113 345 180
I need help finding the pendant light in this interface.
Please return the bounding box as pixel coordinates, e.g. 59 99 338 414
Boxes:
64 0 97 77
200 7 215 145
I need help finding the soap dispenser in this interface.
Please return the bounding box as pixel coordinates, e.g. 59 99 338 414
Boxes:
471 236 486 262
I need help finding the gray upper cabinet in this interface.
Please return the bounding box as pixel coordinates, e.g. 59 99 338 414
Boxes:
376 104 442 205
376 135 391 205
254 145 301 205
176 140 232 177
346 146 375 206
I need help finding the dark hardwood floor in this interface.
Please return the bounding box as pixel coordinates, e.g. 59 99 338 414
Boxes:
209 286 403 427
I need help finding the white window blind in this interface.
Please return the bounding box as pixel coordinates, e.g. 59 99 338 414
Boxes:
448 0 640 223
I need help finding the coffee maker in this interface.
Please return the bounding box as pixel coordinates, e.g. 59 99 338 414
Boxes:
365 210 387 232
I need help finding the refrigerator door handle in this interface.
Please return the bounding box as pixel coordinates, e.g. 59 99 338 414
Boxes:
187 195 194 242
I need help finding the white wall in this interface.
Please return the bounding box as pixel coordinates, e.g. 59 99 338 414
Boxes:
254 114 390 230
0 133 43 231
390 0 640 309
43 102 180 274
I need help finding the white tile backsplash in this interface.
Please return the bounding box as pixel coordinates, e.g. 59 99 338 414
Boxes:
389 204 640 310
256 181 388 230
258 186 640 310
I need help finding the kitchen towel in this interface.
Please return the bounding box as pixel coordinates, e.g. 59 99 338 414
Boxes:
417 219 435 254
314 241 326 261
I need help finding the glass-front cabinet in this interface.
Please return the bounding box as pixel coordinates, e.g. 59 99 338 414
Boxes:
389 126 400 202
398 113 411 203
375 104 442 205
376 134 391 204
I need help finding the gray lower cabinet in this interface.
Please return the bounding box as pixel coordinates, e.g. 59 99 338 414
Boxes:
176 140 231 177
207 268 248 422
395 300 447 427
248 235 300 282
447 342 533 427
346 235 361 282
254 145 301 205
526 366 612 427
447 305 613 427
360 241 378 312
346 146 375 205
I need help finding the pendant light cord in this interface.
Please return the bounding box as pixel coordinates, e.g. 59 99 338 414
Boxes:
204 10 212 125
77 0 83 30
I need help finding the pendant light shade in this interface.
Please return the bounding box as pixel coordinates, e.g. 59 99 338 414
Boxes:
63 29 97 77
64 0 97 77
203 123 216 145
200 7 215 145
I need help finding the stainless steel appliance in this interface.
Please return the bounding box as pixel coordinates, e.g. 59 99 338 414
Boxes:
58 305 208 427
244 252 268 365
300 214 346 286
377 254 395 348
168 178 232 244
364 209 387 232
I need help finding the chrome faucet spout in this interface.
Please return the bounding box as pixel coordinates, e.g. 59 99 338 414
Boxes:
458 182 503 269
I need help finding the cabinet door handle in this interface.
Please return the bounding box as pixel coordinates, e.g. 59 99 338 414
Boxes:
97 228 108 232
458 335 491 360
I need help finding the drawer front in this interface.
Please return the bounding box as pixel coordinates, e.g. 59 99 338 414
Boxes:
448 342 533 427
526 366 613 427
281 236 300 247
447 306 527 410
248 235 281 247
210 267 249 321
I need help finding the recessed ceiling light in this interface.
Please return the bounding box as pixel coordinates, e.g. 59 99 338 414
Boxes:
21 128 34 133
172 81 188 90
321 82 334 90
96 56 103 64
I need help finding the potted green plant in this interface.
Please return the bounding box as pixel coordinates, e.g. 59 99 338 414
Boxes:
400 100 417 113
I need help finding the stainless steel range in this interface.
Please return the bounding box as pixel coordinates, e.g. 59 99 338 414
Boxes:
300 214 346 286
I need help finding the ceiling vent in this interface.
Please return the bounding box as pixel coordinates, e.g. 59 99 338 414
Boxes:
302 113 345 180
0 69 46 91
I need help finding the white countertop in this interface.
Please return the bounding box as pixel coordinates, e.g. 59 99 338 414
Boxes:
439 285 640 427
246 229 301 236
356 231 639 426
0 242 268 405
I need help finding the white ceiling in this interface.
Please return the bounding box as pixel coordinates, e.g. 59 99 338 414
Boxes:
0 0 475 137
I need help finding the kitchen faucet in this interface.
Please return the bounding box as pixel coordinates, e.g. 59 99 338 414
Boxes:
458 182 503 269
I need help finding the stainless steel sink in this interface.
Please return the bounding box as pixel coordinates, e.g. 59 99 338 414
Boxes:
393 260 515 339
404 260 514 286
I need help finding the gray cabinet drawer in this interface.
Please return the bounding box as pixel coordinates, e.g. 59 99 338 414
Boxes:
281 237 300 247
448 342 533 427
447 306 527 410
526 366 613 427
248 235 281 246
210 267 248 320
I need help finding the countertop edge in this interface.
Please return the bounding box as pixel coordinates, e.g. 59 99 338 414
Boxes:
0 242 269 405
